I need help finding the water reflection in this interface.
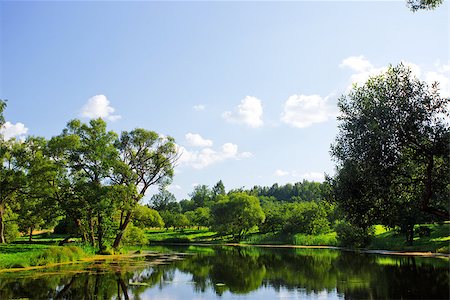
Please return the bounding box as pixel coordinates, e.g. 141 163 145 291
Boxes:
0 246 448 299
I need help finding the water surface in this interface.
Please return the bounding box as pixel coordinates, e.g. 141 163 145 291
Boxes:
0 245 448 299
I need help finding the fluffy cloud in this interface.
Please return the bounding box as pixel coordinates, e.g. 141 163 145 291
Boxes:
339 55 388 90
178 142 252 169
81 95 121 121
185 133 213 147
281 94 337 128
222 96 263 128
274 169 289 177
0 121 28 140
193 104 206 111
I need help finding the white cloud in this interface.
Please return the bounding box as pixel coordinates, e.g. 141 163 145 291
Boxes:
193 104 206 111
81 95 121 121
274 169 289 177
222 96 263 128
340 55 388 90
185 133 213 147
0 121 28 140
177 142 252 169
339 55 373 73
281 94 337 128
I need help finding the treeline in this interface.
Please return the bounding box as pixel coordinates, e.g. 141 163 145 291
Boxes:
148 180 336 241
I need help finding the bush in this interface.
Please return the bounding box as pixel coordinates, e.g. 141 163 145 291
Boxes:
4 221 20 243
335 221 374 248
122 223 148 245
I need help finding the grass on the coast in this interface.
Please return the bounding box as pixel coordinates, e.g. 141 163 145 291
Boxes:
0 237 93 269
370 223 450 253
144 223 449 253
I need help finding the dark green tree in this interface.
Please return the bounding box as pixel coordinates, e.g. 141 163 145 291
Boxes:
331 63 449 243
190 184 213 208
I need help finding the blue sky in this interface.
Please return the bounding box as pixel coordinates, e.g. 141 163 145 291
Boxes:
1 1 449 201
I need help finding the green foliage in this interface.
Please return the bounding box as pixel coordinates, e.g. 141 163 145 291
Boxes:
293 232 338 246
133 205 164 229
335 221 374 248
331 63 449 244
282 201 331 235
150 189 177 211
159 211 190 229
122 223 149 245
184 207 211 228
190 184 213 208
211 192 265 240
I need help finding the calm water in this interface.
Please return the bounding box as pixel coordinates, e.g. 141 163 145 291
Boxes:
0 245 448 299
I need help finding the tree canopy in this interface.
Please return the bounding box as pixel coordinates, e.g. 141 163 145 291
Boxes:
331 63 449 242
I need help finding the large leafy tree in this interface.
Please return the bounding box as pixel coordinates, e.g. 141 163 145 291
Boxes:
111 128 178 248
331 64 449 242
53 118 119 250
0 100 26 243
17 137 61 241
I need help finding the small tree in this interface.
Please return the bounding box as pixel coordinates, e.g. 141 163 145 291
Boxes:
211 193 265 240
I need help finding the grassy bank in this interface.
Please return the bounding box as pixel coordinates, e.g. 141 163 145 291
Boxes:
370 223 450 253
144 223 449 253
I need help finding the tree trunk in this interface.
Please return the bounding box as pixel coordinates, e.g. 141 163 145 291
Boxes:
112 212 132 249
421 155 449 220
29 226 34 242
89 217 96 248
98 214 104 251
0 203 5 243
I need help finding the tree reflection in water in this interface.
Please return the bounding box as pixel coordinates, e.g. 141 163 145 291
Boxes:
0 246 448 299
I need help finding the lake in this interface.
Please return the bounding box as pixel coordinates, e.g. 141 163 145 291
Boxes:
0 245 448 299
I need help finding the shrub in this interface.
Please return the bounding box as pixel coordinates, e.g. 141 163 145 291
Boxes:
4 221 20 243
335 221 374 248
122 223 148 245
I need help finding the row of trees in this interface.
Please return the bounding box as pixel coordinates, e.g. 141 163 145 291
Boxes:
147 180 334 241
0 102 178 250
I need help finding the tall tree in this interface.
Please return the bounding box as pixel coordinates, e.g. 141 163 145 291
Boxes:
54 119 119 250
17 137 61 241
111 128 178 248
331 64 449 241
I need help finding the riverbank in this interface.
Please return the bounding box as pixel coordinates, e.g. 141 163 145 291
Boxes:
144 222 450 254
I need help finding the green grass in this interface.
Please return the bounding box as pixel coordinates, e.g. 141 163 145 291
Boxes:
0 232 92 269
0 243 88 269
145 228 222 243
370 223 450 253
293 232 338 246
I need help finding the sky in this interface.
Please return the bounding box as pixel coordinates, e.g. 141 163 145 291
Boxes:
1 1 449 201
